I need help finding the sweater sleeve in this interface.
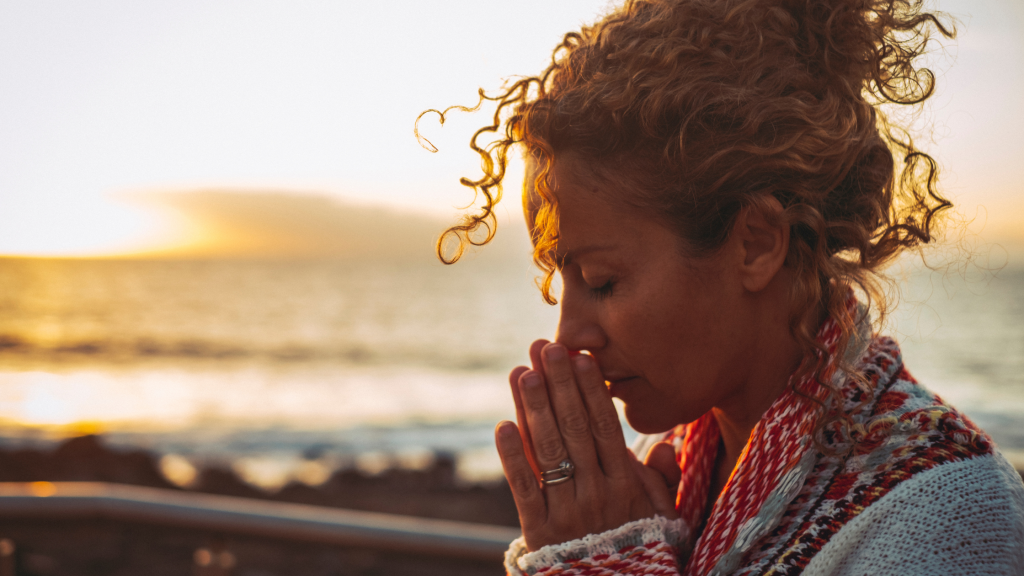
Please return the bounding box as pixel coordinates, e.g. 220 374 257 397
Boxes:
802 452 1024 576
504 515 688 576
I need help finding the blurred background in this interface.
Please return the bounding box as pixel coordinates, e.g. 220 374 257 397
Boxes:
0 0 1022 571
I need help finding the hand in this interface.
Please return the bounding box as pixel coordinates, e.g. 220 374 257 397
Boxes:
643 440 682 496
496 340 679 551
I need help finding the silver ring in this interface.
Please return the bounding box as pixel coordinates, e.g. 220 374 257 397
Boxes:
540 459 575 485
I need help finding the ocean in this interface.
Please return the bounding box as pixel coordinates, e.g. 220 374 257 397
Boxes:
0 250 1021 488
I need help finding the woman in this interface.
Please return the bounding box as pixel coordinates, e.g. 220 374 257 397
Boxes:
422 0 1024 573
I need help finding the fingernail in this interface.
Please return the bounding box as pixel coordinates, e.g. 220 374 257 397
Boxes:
497 421 517 437
573 354 591 371
545 344 566 361
522 372 542 388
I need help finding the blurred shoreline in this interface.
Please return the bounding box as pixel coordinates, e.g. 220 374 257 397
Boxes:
2 254 1024 485
0 434 519 527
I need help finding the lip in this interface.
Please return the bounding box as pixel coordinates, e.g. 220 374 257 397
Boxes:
605 376 639 398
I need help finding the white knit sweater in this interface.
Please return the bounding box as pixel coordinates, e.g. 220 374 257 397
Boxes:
505 337 1024 575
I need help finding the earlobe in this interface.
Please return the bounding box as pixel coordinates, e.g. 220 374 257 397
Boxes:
736 198 789 293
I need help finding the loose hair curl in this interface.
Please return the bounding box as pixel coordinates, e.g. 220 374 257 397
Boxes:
419 0 954 442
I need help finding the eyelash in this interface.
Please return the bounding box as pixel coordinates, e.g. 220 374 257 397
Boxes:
590 280 615 300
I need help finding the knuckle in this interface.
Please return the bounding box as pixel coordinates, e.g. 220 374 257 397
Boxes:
558 411 591 439
523 392 550 412
508 470 538 496
536 436 566 462
550 367 574 387
591 412 623 440
497 440 523 462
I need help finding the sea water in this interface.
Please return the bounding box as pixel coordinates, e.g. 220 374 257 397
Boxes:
0 251 1020 488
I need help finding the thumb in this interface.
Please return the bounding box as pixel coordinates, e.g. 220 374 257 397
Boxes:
632 457 680 519
644 441 681 490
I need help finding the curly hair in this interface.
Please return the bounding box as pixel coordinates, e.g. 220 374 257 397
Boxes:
419 0 954 443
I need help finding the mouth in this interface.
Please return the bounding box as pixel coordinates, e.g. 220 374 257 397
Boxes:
605 376 639 398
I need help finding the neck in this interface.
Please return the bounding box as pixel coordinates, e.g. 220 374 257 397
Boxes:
711 285 809 481
711 353 797 465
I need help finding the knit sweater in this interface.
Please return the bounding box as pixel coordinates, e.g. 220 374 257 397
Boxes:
504 335 1024 575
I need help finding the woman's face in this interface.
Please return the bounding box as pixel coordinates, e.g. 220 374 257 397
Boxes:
534 160 760 434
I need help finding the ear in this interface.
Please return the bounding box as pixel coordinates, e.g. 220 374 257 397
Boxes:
732 197 788 293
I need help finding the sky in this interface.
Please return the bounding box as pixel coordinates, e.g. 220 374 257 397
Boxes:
0 0 1021 257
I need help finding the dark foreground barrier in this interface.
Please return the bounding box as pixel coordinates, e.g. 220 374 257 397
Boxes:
0 482 520 576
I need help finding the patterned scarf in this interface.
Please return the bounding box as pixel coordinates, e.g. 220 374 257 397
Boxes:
673 298 851 575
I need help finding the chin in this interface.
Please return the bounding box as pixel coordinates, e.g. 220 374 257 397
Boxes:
623 404 687 436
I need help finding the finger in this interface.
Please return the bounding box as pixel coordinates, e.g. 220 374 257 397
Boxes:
632 458 680 520
572 353 631 479
495 421 547 531
540 344 601 485
518 369 573 492
644 441 681 489
533 338 581 368
529 339 548 374
508 366 539 475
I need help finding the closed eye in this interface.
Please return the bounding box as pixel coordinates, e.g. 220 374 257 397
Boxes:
590 280 615 300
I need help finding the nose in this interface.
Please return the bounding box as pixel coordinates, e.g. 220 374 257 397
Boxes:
554 281 607 353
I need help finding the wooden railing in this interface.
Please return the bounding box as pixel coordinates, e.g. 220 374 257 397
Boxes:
0 481 520 571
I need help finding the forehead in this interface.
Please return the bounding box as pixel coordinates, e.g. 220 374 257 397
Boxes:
549 160 622 232
533 156 668 259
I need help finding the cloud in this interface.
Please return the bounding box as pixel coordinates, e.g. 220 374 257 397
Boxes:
131 189 528 261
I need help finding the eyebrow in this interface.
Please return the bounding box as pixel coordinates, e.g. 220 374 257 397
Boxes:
557 244 618 268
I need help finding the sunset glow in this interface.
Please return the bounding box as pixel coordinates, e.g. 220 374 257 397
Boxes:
0 195 185 258
0 0 1022 258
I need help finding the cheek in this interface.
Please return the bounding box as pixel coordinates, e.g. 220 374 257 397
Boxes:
624 286 718 366
613 279 738 426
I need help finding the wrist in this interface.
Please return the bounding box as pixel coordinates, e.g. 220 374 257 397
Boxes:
506 515 688 576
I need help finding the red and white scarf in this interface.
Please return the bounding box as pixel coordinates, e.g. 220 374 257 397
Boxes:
674 299 850 575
